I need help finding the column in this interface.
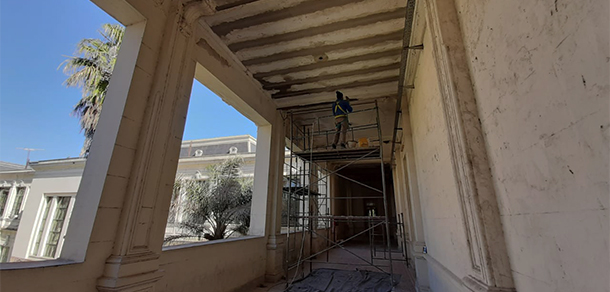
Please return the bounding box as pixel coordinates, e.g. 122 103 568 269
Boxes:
264 112 287 282
96 2 202 291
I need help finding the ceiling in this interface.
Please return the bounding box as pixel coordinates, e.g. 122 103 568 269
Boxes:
195 0 411 160
200 0 408 109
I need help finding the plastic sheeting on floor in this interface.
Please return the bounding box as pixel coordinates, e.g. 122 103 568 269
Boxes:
286 268 400 292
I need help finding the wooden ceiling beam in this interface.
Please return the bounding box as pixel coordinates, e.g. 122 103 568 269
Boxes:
212 0 367 36
252 49 401 79
261 63 400 90
272 76 399 99
228 8 406 52
242 30 403 66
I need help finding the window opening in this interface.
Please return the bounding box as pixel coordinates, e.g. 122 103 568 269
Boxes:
229 146 238 154
30 196 73 259
10 187 26 217
43 197 71 257
0 188 9 217
31 197 52 256
0 0 135 265
0 234 11 262
163 77 258 248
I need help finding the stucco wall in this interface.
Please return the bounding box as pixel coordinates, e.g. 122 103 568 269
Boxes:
1 237 269 292
409 27 472 290
284 229 330 265
158 237 268 292
453 0 609 291
0 241 111 292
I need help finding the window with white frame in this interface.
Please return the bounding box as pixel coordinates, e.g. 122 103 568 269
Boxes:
0 233 11 262
0 188 9 217
10 187 26 217
30 195 74 259
229 146 238 154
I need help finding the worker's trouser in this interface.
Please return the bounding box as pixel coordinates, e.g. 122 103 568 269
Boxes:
333 116 349 145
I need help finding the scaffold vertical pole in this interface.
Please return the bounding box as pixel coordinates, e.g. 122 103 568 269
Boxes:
286 112 294 281
282 102 402 288
376 100 394 284
308 123 314 275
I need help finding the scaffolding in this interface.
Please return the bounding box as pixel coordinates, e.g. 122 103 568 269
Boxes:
282 100 408 289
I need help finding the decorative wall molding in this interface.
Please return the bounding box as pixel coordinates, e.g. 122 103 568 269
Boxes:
423 0 515 290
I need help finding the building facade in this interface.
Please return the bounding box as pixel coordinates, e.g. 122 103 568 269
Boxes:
0 162 34 262
1 135 257 262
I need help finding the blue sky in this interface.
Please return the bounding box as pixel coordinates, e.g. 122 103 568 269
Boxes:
0 0 256 165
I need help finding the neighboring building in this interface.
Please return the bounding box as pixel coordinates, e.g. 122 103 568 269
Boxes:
0 162 34 262
174 135 257 181
10 158 86 261
165 136 258 242
1 135 257 262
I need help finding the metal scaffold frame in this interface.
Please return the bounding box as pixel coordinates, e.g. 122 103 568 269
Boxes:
281 100 408 289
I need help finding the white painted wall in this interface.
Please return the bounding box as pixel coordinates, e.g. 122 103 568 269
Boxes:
453 0 609 291
12 170 84 260
398 0 609 291
408 27 474 291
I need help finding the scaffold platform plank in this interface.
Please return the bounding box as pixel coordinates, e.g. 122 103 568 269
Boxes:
294 215 386 221
294 147 380 161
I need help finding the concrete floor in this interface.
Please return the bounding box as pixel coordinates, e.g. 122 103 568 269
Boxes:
252 244 417 292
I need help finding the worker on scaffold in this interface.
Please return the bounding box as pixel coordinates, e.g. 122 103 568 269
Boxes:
332 91 353 149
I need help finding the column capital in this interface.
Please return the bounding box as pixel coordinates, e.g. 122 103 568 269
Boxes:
179 0 215 36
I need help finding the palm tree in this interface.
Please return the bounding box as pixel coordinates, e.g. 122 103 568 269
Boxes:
60 23 124 157
164 157 253 245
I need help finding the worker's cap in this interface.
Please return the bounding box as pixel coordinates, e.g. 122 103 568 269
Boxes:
336 91 344 99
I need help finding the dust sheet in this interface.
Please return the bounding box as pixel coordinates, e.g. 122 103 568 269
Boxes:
286 268 400 292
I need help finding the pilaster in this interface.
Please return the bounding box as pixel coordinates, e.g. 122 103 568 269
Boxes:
96 1 205 291
423 0 515 290
399 144 430 291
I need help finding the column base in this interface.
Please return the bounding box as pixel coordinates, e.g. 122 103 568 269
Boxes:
97 252 163 292
265 235 285 282
463 275 516 292
98 270 163 292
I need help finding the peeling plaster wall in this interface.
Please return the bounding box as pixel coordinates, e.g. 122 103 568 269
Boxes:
409 28 472 290
453 0 610 291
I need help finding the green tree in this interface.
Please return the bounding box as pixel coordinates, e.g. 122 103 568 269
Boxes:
165 157 253 245
60 23 124 157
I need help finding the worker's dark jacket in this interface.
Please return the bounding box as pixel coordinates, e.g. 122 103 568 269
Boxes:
332 100 353 118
